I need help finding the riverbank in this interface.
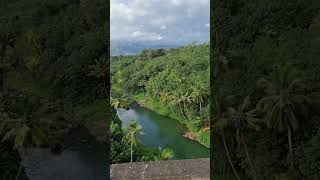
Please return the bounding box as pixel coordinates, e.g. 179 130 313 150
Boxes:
133 93 210 148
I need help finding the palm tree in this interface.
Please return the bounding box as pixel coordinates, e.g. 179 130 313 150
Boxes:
1 116 45 180
220 96 260 180
176 92 192 120
123 120 144 163
175 96 186 121
257 64 309 154
111 98 121 109
190 83 207 111
159 92 171 104
212 92 240 180
166 93 176 111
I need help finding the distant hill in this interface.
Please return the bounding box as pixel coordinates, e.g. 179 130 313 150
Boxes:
110 41 179 56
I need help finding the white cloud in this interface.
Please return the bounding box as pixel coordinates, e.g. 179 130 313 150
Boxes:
160 25 167 30
132 31 163 41
111 0 210 45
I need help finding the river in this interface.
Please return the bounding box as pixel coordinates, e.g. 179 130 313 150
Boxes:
21 127 107 180
116 106 210 159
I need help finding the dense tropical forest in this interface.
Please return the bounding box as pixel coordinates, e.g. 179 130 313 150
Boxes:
3 0 320 179
0 0 108 179
212 0 320 179
110 44 210 163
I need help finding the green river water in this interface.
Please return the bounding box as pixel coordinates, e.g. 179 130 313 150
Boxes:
117 106 210 159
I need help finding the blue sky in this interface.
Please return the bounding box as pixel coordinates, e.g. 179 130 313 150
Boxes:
111 0 210 48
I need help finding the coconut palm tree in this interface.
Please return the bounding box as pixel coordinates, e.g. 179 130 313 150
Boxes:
1 115 45 180
123 120 144 163
190 83 207 111
175 96 186 121
176 92 192 120
220 96 260 180
257 64 309 154
165 93 176 111
212 92 240 180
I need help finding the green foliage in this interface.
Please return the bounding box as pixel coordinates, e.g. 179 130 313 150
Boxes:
0 141 28 180
110 110 130 164
0 0 109 177
122 120 144 147
73 100 107 127
153 148 174 161
198 130 210 148
212 1 320 179
295 128 320 179
111 44 210 147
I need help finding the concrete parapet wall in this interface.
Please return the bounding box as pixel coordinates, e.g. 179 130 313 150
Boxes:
110 158 210 180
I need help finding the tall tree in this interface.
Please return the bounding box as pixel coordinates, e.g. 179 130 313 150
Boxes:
2 116 45 180
257 64 309 154
213 92 240 180
123 120 144 163
176 92 192 120
219 96 260 180
190 83 207 111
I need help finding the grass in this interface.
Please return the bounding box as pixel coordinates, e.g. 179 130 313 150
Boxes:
197 130 210 148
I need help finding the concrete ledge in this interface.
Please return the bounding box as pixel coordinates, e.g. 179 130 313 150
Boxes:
110 158 210 180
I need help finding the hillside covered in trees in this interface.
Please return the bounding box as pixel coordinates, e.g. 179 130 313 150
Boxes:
212 0 320 179
111 44 210 148
0 0 108 179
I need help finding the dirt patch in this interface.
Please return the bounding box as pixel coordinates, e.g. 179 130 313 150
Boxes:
183 131 198 141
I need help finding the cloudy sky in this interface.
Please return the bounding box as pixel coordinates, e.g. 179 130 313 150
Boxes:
111 0 210 50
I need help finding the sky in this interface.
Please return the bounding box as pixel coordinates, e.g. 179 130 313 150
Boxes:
111 0 210 54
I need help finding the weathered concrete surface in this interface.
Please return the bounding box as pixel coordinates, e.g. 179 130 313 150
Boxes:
110 158 210 180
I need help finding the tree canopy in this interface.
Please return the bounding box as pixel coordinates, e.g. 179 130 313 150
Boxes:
212 0 320 179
